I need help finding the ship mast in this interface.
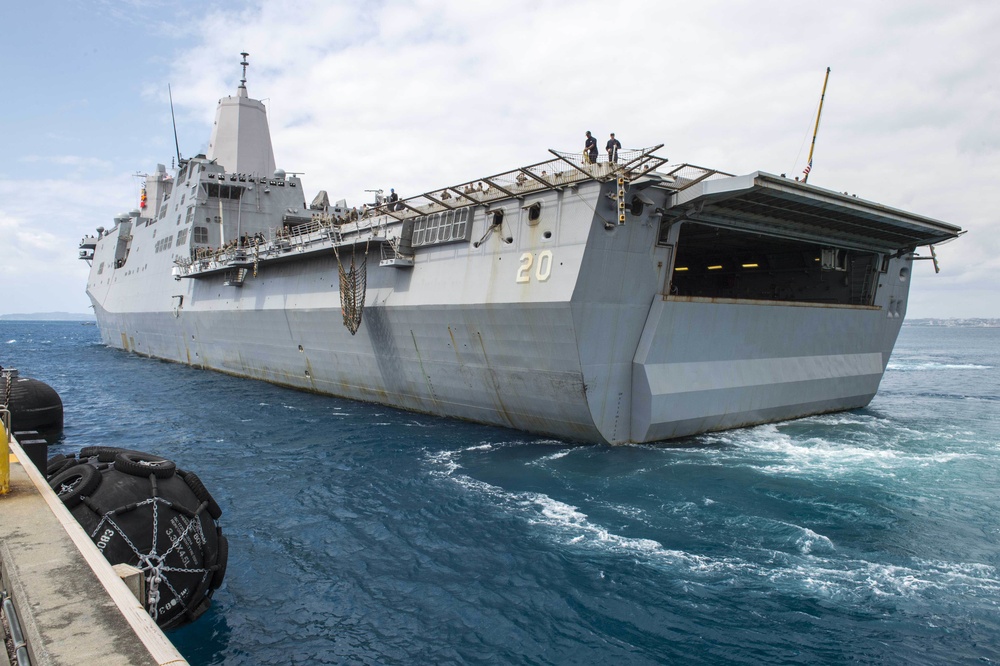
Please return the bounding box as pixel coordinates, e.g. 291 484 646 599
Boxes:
802 67 831 184
168 84 182 167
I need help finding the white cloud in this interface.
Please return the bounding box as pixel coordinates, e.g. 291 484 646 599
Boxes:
2 0 998 317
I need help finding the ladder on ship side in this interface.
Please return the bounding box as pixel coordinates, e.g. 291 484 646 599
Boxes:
848 260 878 305
379 236 413 268
223 267 248 287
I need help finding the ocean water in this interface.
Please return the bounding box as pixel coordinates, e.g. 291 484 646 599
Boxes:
2 321 998 665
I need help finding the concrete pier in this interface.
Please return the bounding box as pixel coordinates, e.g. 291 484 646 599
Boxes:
0 438 187 665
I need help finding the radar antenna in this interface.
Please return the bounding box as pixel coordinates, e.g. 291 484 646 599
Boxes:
239 52 249 90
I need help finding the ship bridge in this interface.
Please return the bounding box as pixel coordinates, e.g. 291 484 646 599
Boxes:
657 170 962 253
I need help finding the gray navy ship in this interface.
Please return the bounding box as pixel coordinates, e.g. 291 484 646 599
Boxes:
80 56 962 444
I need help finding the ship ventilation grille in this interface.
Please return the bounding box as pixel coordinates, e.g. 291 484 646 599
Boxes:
334 240 369 335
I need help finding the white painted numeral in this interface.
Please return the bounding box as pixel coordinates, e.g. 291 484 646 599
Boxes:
535 250 552 282
516 252 533 283
516 250 554 283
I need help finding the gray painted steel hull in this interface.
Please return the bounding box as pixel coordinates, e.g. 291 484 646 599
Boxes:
86 194 913 445
81 74 959 444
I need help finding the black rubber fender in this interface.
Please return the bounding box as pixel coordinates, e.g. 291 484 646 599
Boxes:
114 451 176 479
49 464 102 509
46 454 76 478
80 446 142 463
178 469 223 519
54 448 227 629
5 375 63 439
183 596 213 625
210 533 228 590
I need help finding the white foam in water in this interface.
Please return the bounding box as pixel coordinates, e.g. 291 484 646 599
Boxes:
424 443 999 608
782 556 1000 604
464 443 497 452
425 449 462 476
887 361 992 371
425 442 504 477
531 448 572 465
712 423 971 479
794 526 835 555
425 448 735 572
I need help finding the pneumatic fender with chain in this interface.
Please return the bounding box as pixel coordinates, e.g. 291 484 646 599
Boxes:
44 447 227 629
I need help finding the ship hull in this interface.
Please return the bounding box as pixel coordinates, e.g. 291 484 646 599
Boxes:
90 274 906 445
81 100 957 444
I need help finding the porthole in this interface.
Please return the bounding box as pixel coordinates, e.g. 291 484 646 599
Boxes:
543 231 552 240
899 266 909 282
298 345 304 352
630 196 645 216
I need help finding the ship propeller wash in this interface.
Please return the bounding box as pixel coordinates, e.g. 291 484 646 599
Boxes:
80 56 962 444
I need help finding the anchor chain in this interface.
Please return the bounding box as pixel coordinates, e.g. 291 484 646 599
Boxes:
2 368 11 409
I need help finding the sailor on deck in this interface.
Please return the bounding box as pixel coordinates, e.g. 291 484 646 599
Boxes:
606 133 621 163
584 131 598 164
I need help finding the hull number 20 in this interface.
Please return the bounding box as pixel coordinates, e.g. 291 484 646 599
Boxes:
516 250 553 283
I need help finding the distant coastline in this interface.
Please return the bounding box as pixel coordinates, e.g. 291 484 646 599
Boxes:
0 312 96 321
905 318 999 328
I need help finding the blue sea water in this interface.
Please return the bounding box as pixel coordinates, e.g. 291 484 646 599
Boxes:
2 321 998 665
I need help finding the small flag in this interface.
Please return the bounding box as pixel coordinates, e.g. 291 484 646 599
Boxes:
802 160 812 180
140 187 148 209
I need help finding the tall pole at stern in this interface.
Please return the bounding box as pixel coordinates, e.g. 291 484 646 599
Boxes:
803 66 831 184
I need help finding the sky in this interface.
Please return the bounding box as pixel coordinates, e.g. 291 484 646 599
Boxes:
1 0 997 318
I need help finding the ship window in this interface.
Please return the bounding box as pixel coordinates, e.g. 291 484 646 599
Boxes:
428 213 440 243
630 196 645 216
410 207 472 248
193 226 209 244
184 207 195 225
154 235 175 253
176 228 188 246
205 182 244 200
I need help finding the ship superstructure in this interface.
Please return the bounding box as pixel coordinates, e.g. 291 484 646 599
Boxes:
79 58 962 444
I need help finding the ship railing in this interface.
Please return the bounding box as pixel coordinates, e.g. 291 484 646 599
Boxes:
359 145 671 225
547 145 668 183
658 163 735 191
